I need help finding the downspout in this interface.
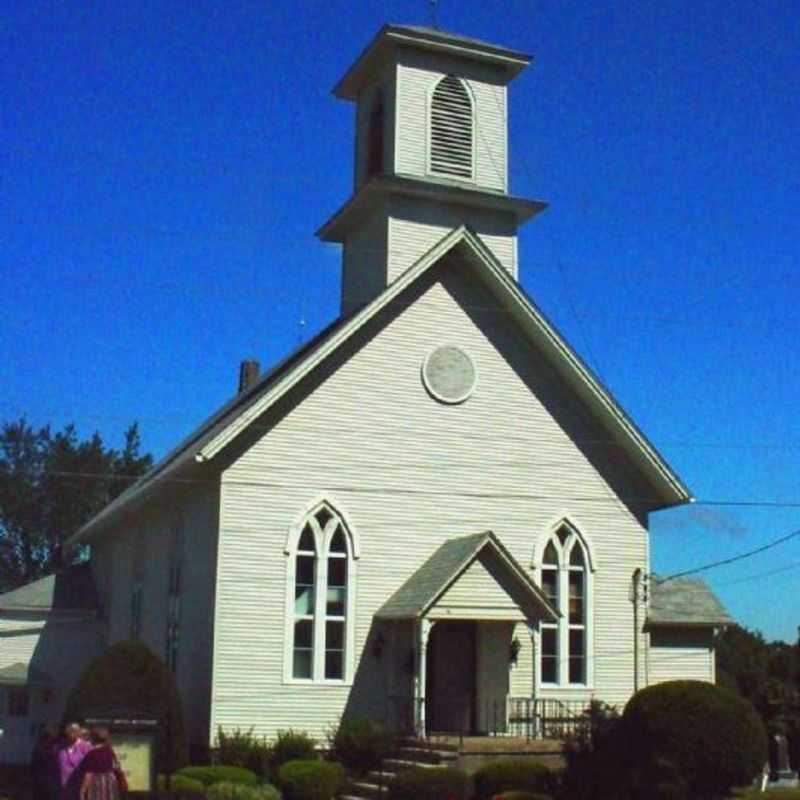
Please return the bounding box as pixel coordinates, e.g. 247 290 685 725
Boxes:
632 568 642 693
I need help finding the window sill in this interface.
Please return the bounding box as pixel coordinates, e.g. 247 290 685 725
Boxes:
538 684 595 692
283 678 353 688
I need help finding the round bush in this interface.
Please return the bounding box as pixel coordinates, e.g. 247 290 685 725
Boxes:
176 765 258 787
64 640 187 772
277 759 345 800
621 680 767 798
156 773 206 793
473 759 557 799
269 730 317 775
327 717 396 775
207 781 281 800
387 766 470 800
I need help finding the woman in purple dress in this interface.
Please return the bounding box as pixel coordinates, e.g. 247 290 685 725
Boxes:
79 728 123 800
58 723 92 800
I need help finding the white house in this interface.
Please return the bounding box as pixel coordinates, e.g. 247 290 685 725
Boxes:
1 25 733 763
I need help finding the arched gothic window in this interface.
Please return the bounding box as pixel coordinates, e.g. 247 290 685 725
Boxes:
429 74 474 179
538 523 592 686
288 504 354 682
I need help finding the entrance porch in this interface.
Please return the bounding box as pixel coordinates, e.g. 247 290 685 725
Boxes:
374 531 558 739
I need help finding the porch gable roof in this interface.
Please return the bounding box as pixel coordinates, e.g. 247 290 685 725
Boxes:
375 531 558 622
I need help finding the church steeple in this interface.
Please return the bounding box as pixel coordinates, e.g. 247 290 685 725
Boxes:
318 25 546 314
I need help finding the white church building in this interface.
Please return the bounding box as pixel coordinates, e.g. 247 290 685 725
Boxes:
1 24 733 762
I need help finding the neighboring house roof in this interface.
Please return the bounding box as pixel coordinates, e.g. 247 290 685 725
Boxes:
0 563 98 614
375 530 557 621
647 576 734 628
0 662 53 687
70 226 691 545
333 24 532 100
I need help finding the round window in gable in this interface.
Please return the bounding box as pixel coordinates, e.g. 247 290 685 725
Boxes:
422 345 477 404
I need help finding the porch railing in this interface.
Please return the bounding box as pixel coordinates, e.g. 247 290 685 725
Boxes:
388 694 593 742
508 697 591 740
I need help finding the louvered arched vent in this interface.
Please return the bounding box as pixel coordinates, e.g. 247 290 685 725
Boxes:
430 75 474 179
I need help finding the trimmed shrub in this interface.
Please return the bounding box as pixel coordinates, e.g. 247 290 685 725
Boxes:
156 773 206 793
216 727 271 777
207 781 281 800
269 729 317 776
473 759 558 799
327 717 396 775
387 766 470 800
64 640 187 772
277 759 345 800
621 680 767 799
175 766 258 787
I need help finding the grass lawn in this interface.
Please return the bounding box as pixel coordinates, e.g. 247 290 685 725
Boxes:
731 788 800 799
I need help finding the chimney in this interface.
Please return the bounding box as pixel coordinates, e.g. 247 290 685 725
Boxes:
238 359 260 393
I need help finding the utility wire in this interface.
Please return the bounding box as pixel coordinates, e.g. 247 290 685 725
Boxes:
655 526 800 584
40 467 800 511
3 401 798 454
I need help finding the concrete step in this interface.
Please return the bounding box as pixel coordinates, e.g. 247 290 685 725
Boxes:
397 736 459 752
366 770 397 785
348 781 387 800
382 758 447 773
393 745 458 764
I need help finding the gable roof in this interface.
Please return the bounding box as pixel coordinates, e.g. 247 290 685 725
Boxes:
70 226 690 545
0 563 98 614
647 576 734 628
375 531 557 621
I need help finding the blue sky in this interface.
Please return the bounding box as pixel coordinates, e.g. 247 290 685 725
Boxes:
2 1 798 641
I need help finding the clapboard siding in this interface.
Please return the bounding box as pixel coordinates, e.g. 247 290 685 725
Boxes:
354 66 396 189
388 198 517 279
212 256 650 739
432 558 523 616
395 50 507 192
96 482 220 749
342 209 389 313
648 628 715 685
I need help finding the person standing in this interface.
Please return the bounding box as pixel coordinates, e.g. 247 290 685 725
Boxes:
79 727 123 800
58 723 92 800
31 724 61 800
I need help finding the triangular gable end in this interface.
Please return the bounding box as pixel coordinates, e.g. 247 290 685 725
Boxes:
430 551 538 622
196 226 689 506
70 224 690 545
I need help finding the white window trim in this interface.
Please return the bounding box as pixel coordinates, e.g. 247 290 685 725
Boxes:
425 74 477 184
283 501 358 686
534 522 595 692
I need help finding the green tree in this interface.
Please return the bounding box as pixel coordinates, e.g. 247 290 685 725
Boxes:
0 418 152 590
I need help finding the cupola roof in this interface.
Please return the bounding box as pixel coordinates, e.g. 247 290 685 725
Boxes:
334 23 532 100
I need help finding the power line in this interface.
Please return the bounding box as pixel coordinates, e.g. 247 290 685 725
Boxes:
656 526 800 584
3 402 798 452
713 560 800 588
40 467 800 511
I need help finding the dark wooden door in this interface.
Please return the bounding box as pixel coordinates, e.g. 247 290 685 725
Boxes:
426 621 476 733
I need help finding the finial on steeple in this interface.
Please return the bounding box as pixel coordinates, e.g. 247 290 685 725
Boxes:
429 0 440 29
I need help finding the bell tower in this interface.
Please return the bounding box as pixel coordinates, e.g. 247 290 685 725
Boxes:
317 25 546 314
